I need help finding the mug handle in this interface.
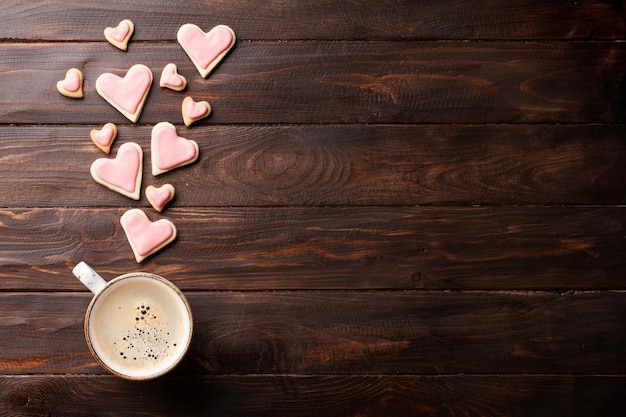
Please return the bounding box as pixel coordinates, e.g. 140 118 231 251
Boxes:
72 262 107 294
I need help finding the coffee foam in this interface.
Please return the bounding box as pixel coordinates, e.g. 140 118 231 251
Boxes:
87 274 191 379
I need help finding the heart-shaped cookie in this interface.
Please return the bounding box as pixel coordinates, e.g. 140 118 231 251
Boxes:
151 122 199 175
146 184 176 212
159 63 187 91
96 64 153 123
90 142 143 200
182 96 211 127
120 208 177 263
177 24 236 78
57 68 84 98
89 122 117 154
104 19 134 51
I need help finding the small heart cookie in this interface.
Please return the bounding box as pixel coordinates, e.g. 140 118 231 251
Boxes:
57 68 84 98
89 122 117 154
159 63 187 91
104 19 134 51
151 122 199 175
120 208 177 263
146 184 176 212
96 64 153 123
177 24 236 78
182 96 211 127
90 142 143 200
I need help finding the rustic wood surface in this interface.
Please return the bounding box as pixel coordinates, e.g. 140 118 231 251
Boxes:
1 1 625 416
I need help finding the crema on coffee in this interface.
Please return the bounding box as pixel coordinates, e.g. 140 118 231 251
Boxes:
86 274 192 379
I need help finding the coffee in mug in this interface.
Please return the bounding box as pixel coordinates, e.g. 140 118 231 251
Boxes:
73 262 192 380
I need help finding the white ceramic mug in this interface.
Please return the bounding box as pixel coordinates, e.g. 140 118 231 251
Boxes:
72 262 193 380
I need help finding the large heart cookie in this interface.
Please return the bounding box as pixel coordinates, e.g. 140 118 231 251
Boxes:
120 208 177 263
89 122 117 154
90 142 143 200
57 68 84 98
177 24 236 78
182 96 211 127
146 184 176 212
96 64 153 123
104 19 134 51
151 122 199 175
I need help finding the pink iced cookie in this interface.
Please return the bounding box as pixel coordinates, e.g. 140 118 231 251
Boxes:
89 122 117 154
90 142 143 200
159 63 187 91
96 64 153 123
151 122 199 175
104 19 134 51
146 184 176 212
120 208 177 263
57 68 84 99
182 96 211 127
177 24 236 78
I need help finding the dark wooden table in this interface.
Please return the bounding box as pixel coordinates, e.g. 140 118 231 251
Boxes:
1 1 625 415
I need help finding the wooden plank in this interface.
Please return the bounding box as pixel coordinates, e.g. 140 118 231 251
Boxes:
0 374 624 417
0 291 624 375
2 41 626 124
1 124 625 207
1 0 624 41
0 207 624 291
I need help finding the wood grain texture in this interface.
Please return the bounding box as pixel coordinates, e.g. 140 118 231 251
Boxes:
1 0 624 41
1 375 624 417
2 0 625 415
2 41 626 124
0 207 624 291
0 291 624 375
1 124 625 207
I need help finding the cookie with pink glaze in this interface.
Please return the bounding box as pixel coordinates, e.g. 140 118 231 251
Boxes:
182 96 211 127
57 68 84 98
177 24 236 78
120 208 177 263
90 142 143 200
96 64 153 123
89 122 117 154
159 63 187 91
146 184 176 212
104 19 134 51
151 122 199 175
